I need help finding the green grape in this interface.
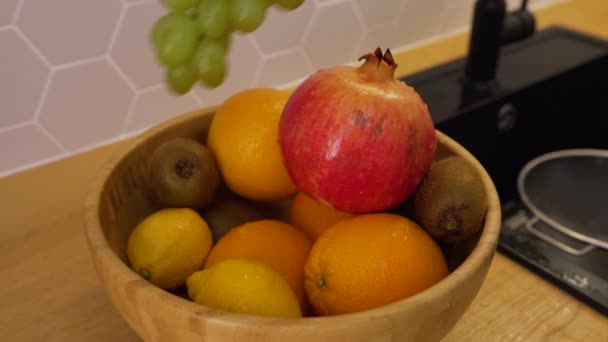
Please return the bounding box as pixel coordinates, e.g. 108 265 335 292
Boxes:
164 0 201 12
197 0 232 38
231 0 270 33
192 39 227 88
215 34 231 53
166 62 199 94
151 12 199 67
273 0 304 10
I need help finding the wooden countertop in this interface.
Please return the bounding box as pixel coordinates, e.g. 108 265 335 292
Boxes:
1 0 607 340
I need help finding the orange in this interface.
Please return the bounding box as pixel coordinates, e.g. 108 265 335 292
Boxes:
207 88 297 201
289 191 354 240
304 213 449 316
204 219 314 315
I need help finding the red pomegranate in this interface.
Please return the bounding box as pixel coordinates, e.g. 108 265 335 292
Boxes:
278 48 436 213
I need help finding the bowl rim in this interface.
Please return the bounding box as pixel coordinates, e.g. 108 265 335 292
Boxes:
83 106 502 329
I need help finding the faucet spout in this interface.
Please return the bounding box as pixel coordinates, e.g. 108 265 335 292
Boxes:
464 0 507 84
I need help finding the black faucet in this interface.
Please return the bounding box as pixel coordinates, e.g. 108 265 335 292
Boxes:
462 0 536 104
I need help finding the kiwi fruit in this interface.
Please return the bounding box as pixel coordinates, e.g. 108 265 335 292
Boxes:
202 194 267 242
414 156 487 244
149 137 220 210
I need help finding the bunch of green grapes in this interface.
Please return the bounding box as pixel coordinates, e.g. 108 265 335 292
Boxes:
152 0 305 94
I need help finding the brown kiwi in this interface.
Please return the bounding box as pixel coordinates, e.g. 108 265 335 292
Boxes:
149 137 220 210
202 194 267 242
414 156 487 244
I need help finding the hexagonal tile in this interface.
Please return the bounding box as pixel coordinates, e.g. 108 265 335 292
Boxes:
39 60 133 151
303 2 363 70
0 30 50 127
438 0 475 34
0 123 63 173
256 49 313 88
252 1 316 54
18 0 122 65
195 34 262 106
125 87 199 132
397 0 446 45
111 0 166 89
354 0 403 27
359 23 403 56
0 0 19 26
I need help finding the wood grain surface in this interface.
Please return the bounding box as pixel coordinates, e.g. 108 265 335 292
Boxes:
1 0 607 340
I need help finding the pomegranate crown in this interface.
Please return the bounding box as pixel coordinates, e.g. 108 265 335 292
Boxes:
357 47 398 80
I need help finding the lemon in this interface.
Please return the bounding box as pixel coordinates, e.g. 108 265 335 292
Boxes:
126 208 213 290
186 258 302 318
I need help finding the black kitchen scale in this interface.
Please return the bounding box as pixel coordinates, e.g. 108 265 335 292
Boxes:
399 25 608 316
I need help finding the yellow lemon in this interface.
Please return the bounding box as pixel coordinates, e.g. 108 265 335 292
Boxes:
187 258 302 318
126 208 212 290
207 88 297 201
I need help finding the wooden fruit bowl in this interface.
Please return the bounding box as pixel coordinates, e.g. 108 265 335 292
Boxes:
84 106 501 342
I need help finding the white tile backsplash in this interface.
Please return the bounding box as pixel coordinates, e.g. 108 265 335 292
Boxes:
0 0 19 26
17 0 123 65
0 0 563 177
0 123 62 171
0 29 49 126
303 1 363 69
38 59 133 151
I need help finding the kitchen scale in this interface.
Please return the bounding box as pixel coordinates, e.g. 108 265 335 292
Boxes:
400 25 608 316
499 149 608 316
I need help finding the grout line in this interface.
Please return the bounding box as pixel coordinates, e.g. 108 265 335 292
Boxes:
32 71 54 121
0 120 34 134
349 0 367 59
247 35 265 86
0 127 148 179
298 46 316 76
13 27 52 68
106 2 128 56
0 0 573 179
136 83 164 95
0 151 70 179
264 47 300 60
188 91 204 108
125 0 155 8
298 6 317 47
350 0 366 32
53 55 107 72
250 59 265 87
11 0 24 25
106 56 138 92
0 25 11 31
315 0 348 8
35 122 67 152
247 34 264 58
190 90 205 107
398 0 409 18
434 0 455 38
120 92 139 133
278 24 474 91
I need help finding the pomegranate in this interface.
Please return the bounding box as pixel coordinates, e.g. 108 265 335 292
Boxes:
279 48 436 213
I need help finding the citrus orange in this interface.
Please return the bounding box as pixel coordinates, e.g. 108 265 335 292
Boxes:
289 191 354 240
304 213 449 316
204 219 314 315
207 88 297 201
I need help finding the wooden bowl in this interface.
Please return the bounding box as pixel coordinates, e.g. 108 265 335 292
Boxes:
84 106 501 342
